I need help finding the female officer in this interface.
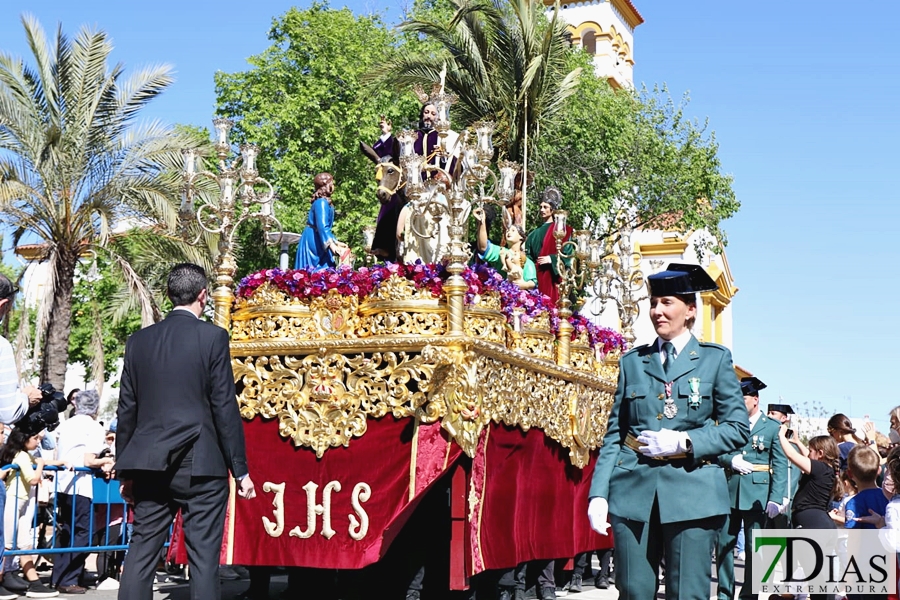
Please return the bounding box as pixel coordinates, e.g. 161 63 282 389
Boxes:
587 263 749 600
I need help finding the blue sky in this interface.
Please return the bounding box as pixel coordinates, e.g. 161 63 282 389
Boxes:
1 1 897 430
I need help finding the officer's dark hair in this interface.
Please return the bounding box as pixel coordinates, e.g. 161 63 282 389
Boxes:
167 263 208 307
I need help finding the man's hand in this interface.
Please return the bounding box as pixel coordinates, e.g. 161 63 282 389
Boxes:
636 429 691 457
472 207 485 223
587 497 610 535
731 455 754 474
238 476 256 500
536 255 551 266
766 501 781 519
120 479 134 504
22 385 41 406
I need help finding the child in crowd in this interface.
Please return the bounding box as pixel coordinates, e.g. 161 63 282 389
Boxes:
855 447 900 600
843 445 888 600
1 426 68 598
830 469 857 580
845 445 889 530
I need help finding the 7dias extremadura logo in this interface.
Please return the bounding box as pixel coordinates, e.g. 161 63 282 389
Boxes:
751 529 897 596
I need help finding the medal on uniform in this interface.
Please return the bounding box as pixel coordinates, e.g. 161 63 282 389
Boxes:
663 381 677 418
688 377 701 409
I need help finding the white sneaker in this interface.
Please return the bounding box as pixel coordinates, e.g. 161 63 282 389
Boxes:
96 578 120 590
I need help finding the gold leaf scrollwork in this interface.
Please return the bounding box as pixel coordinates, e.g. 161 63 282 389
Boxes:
417 345 486 457
230 280 619 467
234 350 440 457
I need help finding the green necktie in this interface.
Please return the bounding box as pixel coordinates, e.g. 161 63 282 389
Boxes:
662 341 675 375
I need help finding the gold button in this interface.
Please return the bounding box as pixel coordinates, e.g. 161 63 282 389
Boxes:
657 413 664 420
658 394 665 400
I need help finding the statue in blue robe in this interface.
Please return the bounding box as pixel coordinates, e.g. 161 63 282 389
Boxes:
294 172 346 271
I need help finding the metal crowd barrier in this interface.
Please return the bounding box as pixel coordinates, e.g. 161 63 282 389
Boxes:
0 465 132 557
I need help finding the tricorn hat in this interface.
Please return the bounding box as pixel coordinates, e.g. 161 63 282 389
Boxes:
767 403 794 416
647 263 718 297
740 377 767 397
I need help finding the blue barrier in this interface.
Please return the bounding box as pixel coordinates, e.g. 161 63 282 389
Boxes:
0 464 132 558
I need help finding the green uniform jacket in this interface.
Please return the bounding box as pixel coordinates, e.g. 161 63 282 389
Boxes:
717 414 788 512
589 336 750 523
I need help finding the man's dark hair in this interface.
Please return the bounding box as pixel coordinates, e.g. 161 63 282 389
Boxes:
0 274 17 300
167 263 208 307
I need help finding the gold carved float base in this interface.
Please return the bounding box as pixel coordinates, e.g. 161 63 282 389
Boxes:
232 337 617 468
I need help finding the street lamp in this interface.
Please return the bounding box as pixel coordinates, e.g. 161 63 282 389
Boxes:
589 212 646 345
179 117 282 328
551 211 603 365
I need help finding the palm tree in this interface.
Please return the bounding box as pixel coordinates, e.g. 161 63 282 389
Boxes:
0 15 205 388
375 0 581 165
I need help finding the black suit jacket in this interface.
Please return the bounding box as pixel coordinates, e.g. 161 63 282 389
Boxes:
114 310 248 479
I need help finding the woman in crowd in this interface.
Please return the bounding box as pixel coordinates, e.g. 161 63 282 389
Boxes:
888 407 900 446
827 413 874 470
778 429 842 600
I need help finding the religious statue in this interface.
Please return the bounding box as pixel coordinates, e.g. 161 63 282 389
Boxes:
294 172 349 271
474 207 535 290
525 186 572 304
396 170 463 265
359 116 404 262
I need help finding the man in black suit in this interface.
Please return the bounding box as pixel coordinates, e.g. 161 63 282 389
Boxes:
115 263 256 600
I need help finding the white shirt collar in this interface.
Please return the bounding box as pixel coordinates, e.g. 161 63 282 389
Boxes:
749 410 762 429
172 306 200 319
657 329 694 360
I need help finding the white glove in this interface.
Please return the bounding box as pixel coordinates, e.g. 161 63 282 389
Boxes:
766 501 781 519
731 455 754 474
636 429 690 457
587 497 610 535
780 497 790 515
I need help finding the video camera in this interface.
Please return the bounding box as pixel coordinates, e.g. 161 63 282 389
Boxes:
16 383 68 434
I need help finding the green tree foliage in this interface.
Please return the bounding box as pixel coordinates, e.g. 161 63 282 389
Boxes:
532 51 739 245
214 3 420 274
374 0 580 164
214 2 737 274
67 257 142 384
0 16 200 387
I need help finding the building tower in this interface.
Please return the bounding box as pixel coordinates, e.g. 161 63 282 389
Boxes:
548 0 644 88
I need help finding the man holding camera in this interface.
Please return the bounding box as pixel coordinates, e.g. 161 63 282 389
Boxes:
0 275 41 425
0 275 43 599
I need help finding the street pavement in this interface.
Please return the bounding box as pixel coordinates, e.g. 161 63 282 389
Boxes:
50 559 744 599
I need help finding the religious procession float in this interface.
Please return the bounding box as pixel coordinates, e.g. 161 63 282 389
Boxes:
176 83 635 592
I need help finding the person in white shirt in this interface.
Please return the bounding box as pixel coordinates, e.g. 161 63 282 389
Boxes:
49 390 114 594
0 275 42 600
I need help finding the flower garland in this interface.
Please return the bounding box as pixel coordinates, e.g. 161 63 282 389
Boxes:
235 263 626 353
